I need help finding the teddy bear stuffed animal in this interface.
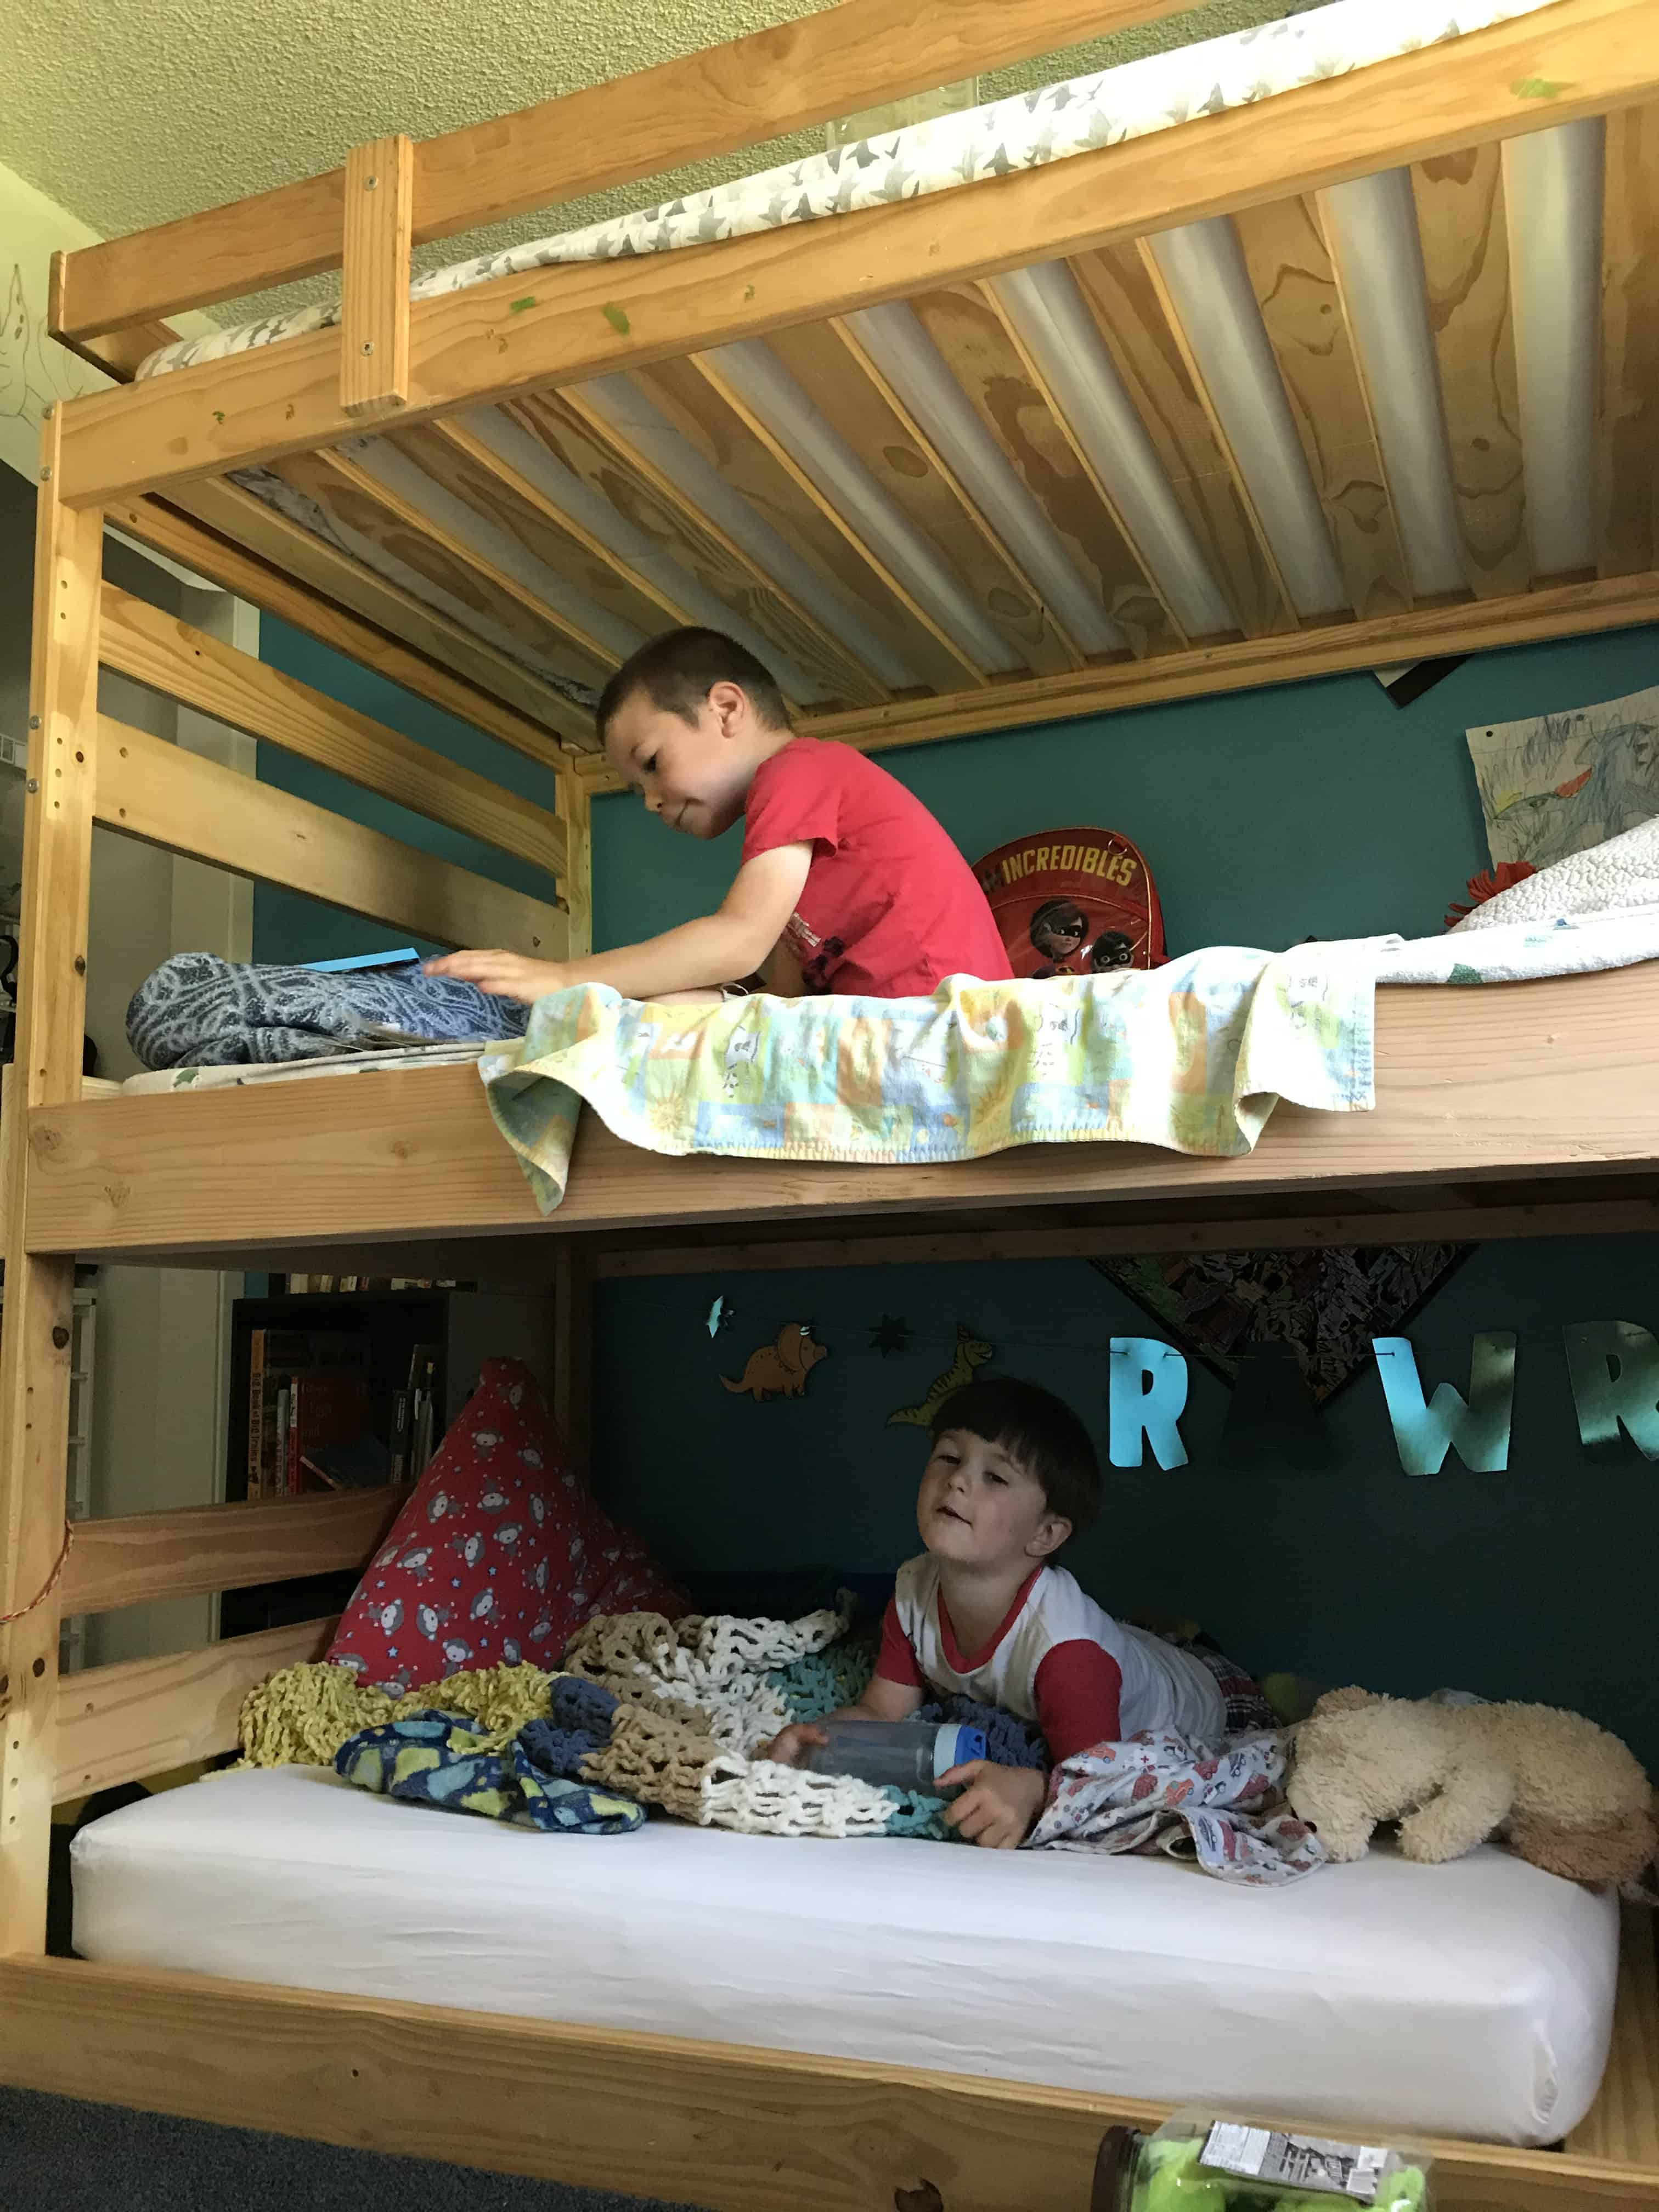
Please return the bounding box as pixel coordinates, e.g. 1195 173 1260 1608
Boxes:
1288 1687 1656 1883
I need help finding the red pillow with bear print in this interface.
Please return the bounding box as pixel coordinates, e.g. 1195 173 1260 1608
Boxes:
328 1357 687 1694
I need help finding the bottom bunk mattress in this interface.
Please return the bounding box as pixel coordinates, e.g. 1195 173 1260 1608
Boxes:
71 1764 1618 2147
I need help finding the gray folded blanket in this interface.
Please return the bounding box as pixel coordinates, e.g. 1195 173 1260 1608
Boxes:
126 952 529 1069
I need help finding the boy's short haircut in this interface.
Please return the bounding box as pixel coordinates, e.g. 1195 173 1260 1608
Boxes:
596 627 789 745
931 1376 1101 1539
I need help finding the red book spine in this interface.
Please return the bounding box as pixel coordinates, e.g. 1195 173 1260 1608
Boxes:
247 1329 267 1503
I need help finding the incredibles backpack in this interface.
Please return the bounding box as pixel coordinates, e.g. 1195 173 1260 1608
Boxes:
972 826 1166 978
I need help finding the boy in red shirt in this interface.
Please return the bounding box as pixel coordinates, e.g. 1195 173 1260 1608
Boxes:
425 627 1011 1005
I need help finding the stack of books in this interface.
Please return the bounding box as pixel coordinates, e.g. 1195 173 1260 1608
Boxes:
390 1342 443 1483
246 1329 371 1502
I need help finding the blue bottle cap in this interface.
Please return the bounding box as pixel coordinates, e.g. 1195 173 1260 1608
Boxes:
933 1724 988 1779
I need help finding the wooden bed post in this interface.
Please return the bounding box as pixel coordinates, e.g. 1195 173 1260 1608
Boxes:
556 753 592 962
550 758 594 1469
550 1244 595 1479
0 418 102 1953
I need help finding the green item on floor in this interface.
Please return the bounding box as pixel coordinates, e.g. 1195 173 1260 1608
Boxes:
1102 2117 1431 2212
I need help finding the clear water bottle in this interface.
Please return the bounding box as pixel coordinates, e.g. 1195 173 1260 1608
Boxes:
800 1716 987 1797
1093 2111 1432 2210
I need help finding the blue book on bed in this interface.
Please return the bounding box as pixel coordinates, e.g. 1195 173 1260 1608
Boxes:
302 948 421 973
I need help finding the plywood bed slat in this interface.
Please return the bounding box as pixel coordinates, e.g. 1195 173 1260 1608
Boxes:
826 313 1092 676
417 417 701 641
1408 144 1531 599
278 449 620 691
971 276 1193 653
157 477 592 751
1131 241 1311 634
95 714 567 957
906 282 1181 659
1598 97 1659 579
636 353 967 696
534 386 890 712
685 348 996 690
1066 241 1286 639
1231 196 1413 624
765 319 1086 679
103 492 582 763
98 584 569 879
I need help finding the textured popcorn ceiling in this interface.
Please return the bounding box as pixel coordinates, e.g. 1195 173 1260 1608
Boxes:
1 0 1318 328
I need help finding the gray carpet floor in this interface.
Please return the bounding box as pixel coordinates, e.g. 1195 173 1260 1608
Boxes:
0 2086 712 2211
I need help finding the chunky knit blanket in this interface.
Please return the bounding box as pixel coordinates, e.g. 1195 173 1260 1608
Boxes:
242 1606 1322 1875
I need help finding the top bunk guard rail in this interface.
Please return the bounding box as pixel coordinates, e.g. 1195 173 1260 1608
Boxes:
47 0 1659 507
49 0 1210 354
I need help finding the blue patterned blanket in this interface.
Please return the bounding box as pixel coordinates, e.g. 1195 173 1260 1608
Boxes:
127 952 528 1068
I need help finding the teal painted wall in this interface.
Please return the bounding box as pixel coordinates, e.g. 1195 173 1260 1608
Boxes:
595 1239 1659 1759
254 615 562 964
260 616 1659 1762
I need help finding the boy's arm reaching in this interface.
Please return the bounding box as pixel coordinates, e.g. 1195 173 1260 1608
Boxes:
424 842 812 1005
761 1673 923 1767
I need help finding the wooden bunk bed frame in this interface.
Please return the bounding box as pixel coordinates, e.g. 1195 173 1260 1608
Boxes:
5 0 1659 2200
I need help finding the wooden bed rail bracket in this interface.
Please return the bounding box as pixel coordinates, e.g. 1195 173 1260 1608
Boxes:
341 137 414 419
46 253 189 384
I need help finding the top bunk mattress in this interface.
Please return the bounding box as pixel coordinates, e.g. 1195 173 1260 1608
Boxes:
72 1763 1618 2147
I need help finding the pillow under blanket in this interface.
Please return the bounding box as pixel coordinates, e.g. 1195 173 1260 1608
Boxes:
1454 816 1659 933
126 950 529 1068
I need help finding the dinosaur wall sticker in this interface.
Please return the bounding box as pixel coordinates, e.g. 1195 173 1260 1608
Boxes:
721 1322 830 1402
887 1324 995 1427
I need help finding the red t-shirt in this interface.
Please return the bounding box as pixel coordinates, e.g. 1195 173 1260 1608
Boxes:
741 737 1012 997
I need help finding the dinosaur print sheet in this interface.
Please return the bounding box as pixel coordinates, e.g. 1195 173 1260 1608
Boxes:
1033 1730 1325 1885
478 949 1378 1216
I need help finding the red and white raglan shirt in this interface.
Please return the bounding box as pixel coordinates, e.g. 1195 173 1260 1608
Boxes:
876 1556 1227 1763
741 736 1012 996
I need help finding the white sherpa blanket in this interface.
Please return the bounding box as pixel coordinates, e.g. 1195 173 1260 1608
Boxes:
1454 818 1659 933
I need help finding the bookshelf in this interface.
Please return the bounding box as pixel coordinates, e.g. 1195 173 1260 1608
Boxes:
221 1284 553 1638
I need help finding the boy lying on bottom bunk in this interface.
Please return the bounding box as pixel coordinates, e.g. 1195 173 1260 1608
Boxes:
69 1355 1649 2145
760 1378 1275 1850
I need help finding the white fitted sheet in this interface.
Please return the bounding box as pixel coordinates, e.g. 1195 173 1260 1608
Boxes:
72 1764 1618 2146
